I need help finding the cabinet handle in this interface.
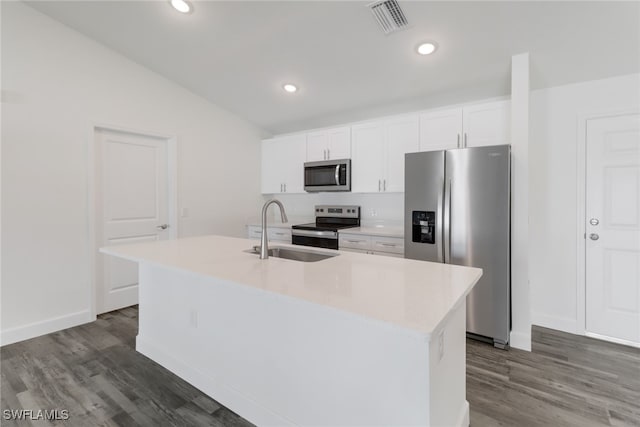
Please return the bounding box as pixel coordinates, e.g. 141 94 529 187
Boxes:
327 148 330 159
345 239 364 243
284 183 287 192
378 179 381 192
379 243 397 247
383 179 386 191
464 133 468 147
457 134 460 148
324 149 327 160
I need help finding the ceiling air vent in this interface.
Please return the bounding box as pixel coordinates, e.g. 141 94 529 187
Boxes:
368 0 409 35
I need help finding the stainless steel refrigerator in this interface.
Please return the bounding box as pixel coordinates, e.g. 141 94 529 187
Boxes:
404 145 511 348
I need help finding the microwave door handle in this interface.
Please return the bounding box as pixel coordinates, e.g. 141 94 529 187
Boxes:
335 164 340 185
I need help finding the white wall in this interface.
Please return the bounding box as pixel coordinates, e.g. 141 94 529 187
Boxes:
529 73 640 334
1 2 265 344
510 53 531 350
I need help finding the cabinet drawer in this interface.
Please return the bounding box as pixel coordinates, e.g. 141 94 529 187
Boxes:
247 226 291 242
371 236 404 255
269 228 292 242
247 225 262 240
339 234 371 250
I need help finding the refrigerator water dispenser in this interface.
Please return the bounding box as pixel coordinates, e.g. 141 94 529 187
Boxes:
412 211 435 244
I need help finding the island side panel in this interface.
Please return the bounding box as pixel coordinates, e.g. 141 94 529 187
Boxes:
136 263 432 426
428 301 469 427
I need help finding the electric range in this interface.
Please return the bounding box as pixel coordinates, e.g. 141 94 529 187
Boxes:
291 205 361 250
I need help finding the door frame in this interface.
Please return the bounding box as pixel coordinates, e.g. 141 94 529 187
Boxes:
87 123 178 319
576 108 639 344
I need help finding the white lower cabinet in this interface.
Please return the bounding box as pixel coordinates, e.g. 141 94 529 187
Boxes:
339 233 404 257
247 225 292 243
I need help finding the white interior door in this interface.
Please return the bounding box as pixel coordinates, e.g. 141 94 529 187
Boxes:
96 128 172 314
585 113 640 346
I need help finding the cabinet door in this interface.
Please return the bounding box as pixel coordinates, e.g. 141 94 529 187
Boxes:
261 139 283 194
326 126 351 160
306 131 327 162
279 134 307 193
419 108 463 151
351 121 385 193
384 114 419 193
462 100 510 147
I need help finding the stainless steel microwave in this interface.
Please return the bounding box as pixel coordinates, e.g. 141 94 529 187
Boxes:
304 159 351 192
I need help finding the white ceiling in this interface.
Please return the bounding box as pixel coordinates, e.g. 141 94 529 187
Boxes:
25 1 640 134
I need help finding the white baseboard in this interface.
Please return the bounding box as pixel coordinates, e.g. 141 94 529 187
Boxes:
509 330 531 351
0 310 94 346
457 400 470 427
585 332 640 349
531 312 578 334
136 335 294 427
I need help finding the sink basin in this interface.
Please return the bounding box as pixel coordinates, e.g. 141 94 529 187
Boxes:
245 246 338 262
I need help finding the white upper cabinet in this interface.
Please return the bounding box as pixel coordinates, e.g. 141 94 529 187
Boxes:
351 114 419 193
419 108 463 151
351 121 385 193
262 97 510 195
261 134 306 194
261 138 281 194
306 126 351 162
419 100 510 151
384 114 419 193
462 100 510 147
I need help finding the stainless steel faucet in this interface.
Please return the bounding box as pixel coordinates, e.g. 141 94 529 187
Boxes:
260 199 288 259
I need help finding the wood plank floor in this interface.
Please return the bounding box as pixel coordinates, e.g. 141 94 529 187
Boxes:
1 306 638 426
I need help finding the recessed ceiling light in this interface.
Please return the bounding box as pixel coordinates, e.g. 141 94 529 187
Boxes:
416 42 437 56
170 0 192 13
283 84 298 93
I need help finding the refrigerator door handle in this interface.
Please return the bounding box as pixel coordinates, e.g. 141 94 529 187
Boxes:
444 178 452 263
436 179 444 263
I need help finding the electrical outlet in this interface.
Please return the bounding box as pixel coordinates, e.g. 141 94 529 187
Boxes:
369 209 378 217
189 309 198 328
438 331 445 361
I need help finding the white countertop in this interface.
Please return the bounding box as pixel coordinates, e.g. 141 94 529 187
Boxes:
101 235 481 336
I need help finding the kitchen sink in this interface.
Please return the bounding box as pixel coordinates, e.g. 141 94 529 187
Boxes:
244 246 338 262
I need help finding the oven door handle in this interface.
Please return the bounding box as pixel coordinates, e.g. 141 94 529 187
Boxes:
292 229 338 239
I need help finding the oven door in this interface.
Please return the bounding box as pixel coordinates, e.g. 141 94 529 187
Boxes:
304 159 351 192
291 229 339 250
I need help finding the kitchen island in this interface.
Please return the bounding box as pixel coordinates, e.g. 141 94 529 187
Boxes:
101 235 482 427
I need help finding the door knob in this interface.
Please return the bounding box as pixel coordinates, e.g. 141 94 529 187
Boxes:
590 218 599 226
157 224 169 230
589 233 599 241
